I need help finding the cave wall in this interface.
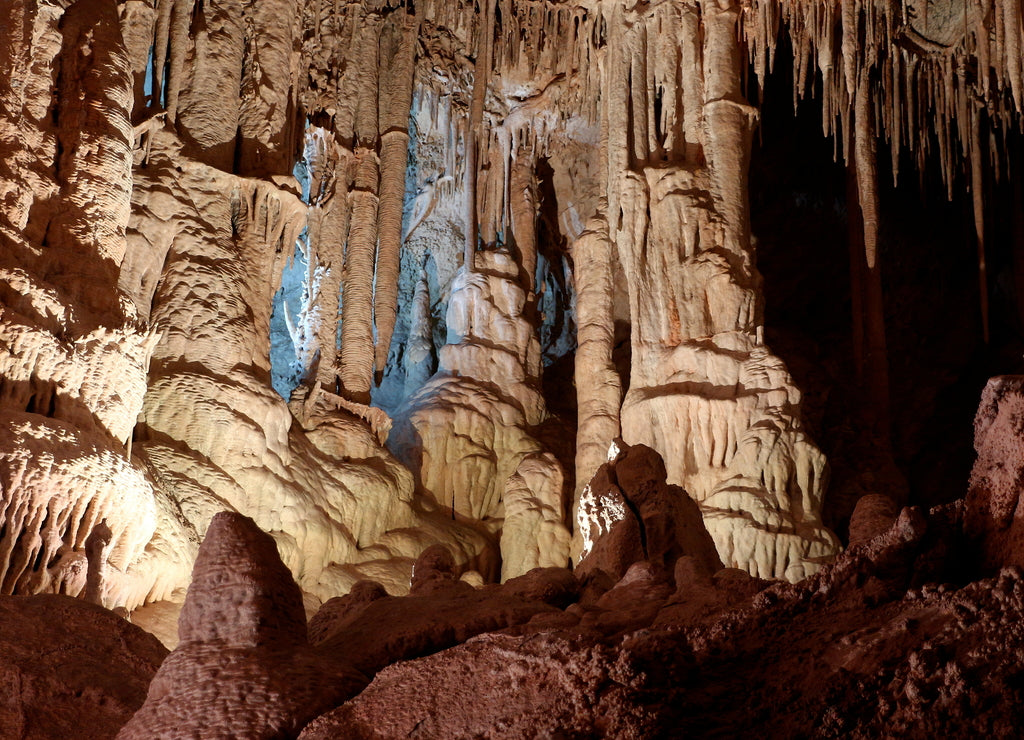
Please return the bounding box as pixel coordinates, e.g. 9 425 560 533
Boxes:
2 0 1023 640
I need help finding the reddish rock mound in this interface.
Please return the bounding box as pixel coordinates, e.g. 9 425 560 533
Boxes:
0 595 166 740
117 512 365 740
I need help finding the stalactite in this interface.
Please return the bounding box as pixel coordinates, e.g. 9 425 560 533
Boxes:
509 157 538 293
163 0 194 123
1005 0 1023 109
152 0 173 110
604 3 628 235
310 137 352 391
464 0 496 271
846 161 866 382
173 0 244 171
745 0 1024 206
52 0 135 287
237 0 300 177
853 74 891 443
971 111 991 344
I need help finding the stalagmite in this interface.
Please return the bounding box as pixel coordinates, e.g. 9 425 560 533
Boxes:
403 268 434 398
608 0 838 580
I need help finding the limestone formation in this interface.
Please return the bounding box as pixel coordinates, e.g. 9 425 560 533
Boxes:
965 376 1024 570
391 250 571 582
573 0 840 580
576 441 722 585
4 0 1024 694
118 512 366 740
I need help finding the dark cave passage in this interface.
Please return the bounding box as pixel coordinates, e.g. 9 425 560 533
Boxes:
750 53 1024 536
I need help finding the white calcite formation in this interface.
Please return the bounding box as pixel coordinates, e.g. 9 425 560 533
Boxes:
0 0 196 615
391 250 572 582
9 0 1019 631
570 0 839 580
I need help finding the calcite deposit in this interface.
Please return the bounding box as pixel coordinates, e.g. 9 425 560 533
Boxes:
3 0 1024 736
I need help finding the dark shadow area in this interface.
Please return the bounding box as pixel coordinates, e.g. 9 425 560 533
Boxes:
749 48 1024 539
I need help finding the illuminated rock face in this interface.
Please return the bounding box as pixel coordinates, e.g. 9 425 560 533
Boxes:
0 0 196 613
572 0 840 580
391 250 572 582
19 0 994 629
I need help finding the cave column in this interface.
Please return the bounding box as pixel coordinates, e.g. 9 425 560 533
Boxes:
509 154 539 294
373 9 419 379
701 0 758 260
338 11 383 404
571 216 621 551
594 0 839 580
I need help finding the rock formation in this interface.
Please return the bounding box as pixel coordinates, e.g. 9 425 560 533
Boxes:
966 376 1024 570
390 249 572 582
0 594 166 739
3 0 1024 735
5 442 1021 738
118 511 365 739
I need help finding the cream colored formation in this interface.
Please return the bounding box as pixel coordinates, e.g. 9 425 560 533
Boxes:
8 0 1013 636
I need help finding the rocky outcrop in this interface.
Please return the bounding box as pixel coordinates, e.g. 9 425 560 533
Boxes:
300 501 1024 739
7 461 1024 739
0 594 166 740
119 512 579 738
965 376 1024 570
118 511 365 740
576 441 722 584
